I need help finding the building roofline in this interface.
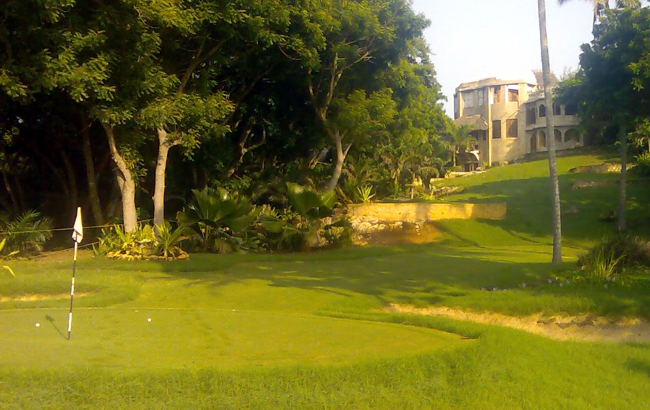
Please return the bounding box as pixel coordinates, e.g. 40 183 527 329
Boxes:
455 78 537 93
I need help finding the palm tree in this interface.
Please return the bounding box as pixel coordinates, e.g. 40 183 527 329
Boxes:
449 124 476 167
557 0 641 25
537 0 563 264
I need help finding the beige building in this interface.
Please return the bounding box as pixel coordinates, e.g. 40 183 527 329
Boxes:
453 75 583 167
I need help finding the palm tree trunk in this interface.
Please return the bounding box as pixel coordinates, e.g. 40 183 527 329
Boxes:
538 0 563 264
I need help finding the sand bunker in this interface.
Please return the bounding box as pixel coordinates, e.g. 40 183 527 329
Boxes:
386 304 650 343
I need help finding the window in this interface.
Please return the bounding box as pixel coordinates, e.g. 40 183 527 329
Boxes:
478 89 485 106
539 104 546 117
531 131 537 152
565 128 580 143
526 107 536 125
506 119 518 138
565 104 577 115
554 129 562 143
463 92 474 108
553 104 561 116
492 120 502 139
493 86 502 103
507 86 519 102
539 131 547 148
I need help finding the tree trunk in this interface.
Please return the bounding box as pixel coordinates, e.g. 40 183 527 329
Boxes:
0 164 19 214
102 124 138 232
222 117 266 179
82 123 105 225
618 122 627 232
326 131 350 191
1 146 25 212
153 129 177 229
538 0 563 264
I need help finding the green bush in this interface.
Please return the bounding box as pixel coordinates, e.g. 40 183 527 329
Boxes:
177 188 258 253
577 235 650 281
633 152 650 176
93 224 189 260
0 211 53 257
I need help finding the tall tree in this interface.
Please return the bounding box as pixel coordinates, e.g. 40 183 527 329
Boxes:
301 0 431 191
538 0 563 264
557 0 642 24
557 7 650 232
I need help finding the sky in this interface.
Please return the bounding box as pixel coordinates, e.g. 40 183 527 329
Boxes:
410 0 597 117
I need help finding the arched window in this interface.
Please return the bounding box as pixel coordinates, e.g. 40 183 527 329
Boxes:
531 131 537 153
553 104 561 116
539 104 546 117
527 107 536 125
539 130 547 147
565 128 580 143
554 129 562 143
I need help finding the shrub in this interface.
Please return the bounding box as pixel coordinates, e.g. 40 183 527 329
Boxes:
0 211 53 257
177 188 258 253
94 224 189 260
355 185 375 203
633 152 650 177
577 235 650 281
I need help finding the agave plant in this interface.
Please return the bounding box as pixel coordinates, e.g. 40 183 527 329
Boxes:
153 222 189 260
0 211 53 257
355 185 375 203
177 188 257 253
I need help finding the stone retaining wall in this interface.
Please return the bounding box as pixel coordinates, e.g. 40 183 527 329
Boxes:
346 202 507 223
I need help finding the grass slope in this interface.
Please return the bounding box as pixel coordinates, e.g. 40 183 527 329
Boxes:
2 148 650 409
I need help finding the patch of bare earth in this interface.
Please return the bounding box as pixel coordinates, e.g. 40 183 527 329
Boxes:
385 304 650 342
0 293 89 302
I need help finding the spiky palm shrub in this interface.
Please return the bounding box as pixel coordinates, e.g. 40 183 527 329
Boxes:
0 211 53 257
177 188 257 253
260 183 343 251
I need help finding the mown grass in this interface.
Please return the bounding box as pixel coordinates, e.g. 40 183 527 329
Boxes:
2 147 650 409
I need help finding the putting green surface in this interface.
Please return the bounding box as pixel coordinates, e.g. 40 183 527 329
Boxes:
0 308 463 370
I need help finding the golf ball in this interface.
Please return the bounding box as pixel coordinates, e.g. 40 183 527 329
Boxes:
147 318 151 322
35 323 40 327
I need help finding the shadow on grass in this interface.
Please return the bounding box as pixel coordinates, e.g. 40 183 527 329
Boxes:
149 243 650 320
627 359 650 378
442 174 650 245
45 314 67 340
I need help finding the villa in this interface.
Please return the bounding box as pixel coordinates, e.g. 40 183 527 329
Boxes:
453 73 583 169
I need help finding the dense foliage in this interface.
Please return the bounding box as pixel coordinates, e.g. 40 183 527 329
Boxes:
556 7 650 151
0 0 450 243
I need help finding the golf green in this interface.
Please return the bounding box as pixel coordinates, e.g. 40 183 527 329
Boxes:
0 309 464 370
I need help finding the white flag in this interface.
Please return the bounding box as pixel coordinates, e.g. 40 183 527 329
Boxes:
72 207 83 244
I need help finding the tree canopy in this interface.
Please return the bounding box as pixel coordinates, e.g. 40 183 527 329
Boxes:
0 0 449 232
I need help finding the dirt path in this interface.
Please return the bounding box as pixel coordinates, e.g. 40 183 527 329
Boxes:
386 304 650 342
0 293 90 302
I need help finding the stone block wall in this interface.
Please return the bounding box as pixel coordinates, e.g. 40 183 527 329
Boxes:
346 202 507 223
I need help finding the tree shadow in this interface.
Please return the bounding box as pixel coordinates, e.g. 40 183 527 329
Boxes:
443 174 650 243
627 359 650 378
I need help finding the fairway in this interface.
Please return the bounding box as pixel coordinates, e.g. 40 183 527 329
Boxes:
0 306 463 370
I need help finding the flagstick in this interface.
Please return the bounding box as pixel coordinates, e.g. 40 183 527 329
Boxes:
67 240 78 341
